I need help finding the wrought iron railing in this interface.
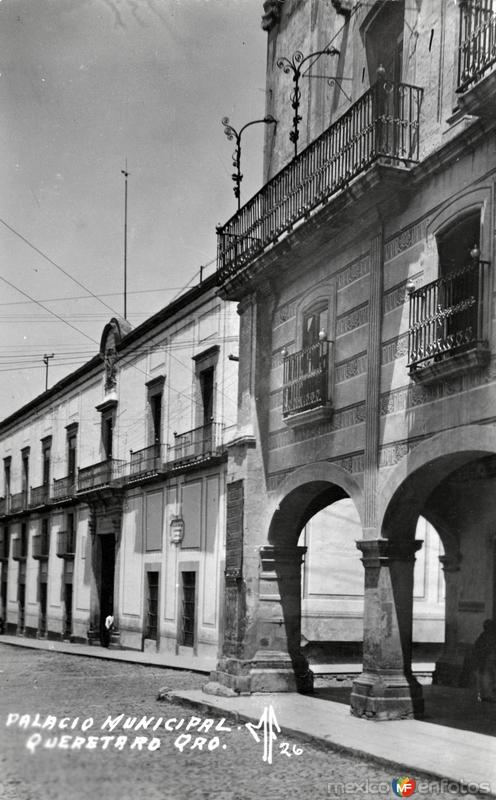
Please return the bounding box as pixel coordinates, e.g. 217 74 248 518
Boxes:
12 537 27 561
217 79 422 281
169 422 224 463
283 341 330 416
128 443 163 478
57 530 76 558
457 0 496 91
77 459 125 492
52 475 76 501
32 532 50 560
10 491 27 514
29 484 50 508
408 259 489 371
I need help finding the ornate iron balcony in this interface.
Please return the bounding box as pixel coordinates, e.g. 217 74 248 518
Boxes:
408 259 489 373
32 532 50 560
217 79 422 281
10 491 27 514
128 443 163 478
77 459 125 492
457 0 496 92
168 422 224 465
57 530 76 559
29 484 50 508
52 475 76 501
283 341 330 417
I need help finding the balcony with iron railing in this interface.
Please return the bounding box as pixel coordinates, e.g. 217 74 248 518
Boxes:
10 491 28 515
77 459 126 493
57 529 76 559
168 422 224 468
127 443 163 481
282 340 332 424
217 78 422 285
12 537 27 561
52 475 76 502
408 258 490 382
457 0 496 93
32 532 50 560
29 484 50 508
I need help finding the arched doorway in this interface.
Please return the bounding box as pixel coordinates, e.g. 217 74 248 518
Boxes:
265 465 364 693
298 505 445 673
351 427 496 721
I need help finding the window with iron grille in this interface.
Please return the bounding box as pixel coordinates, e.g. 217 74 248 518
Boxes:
146 571 159 640
180 571 196 647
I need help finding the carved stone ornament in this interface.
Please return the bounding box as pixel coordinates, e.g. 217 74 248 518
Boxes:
331 0 354 16
261 0 283 32
99 317 132 393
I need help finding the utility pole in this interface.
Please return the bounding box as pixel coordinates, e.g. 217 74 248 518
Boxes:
121 161 129 320
43 353 54 391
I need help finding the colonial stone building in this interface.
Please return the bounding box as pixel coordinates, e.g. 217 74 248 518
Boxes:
213 0 496 719
0 274 238 664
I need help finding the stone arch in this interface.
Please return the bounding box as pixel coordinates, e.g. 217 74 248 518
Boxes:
378 424 496 541
268 460 364 547
426 185 491 255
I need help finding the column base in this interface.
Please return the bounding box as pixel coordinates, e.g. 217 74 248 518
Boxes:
211 652 314 694
350 670 424 720
433 645 472 687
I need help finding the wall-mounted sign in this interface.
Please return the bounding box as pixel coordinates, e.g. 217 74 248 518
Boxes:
170 517 185 545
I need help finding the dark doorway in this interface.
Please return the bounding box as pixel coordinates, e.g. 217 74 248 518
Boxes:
180 571 196 648
63 582 73 640
18 580 25 633
99 535 115 647
39 582 47 637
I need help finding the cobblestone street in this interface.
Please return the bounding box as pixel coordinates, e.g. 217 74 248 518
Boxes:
0 645 475 800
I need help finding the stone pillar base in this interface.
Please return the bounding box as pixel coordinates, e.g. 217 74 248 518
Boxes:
87 626 100 646
433 646 471 687
350 670 424 720
212 652 314 695
108 630 121 650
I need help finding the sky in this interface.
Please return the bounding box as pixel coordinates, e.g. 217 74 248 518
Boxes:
0 0 268 419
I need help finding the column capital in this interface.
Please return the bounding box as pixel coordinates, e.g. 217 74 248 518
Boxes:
260 545 307 572
439 552 462 573
356 538 423 566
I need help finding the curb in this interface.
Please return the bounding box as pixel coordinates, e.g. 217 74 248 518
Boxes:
162 690 496 799
0 638 212 675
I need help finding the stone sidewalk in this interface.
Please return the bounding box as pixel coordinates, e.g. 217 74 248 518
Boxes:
167 688 496 796
2 635 495 795
0 634 216 673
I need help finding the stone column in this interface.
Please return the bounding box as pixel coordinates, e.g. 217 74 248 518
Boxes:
433 552 463 685
350 538 424 720
86 508 100 645
213 545 312 694
108 510 122 649
250 545 313 693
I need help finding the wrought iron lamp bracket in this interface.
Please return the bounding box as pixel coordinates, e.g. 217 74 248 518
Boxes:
277 47 340 156
221 115 277 209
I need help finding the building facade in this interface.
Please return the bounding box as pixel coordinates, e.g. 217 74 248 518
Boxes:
213 0 496 719
0 274 238 663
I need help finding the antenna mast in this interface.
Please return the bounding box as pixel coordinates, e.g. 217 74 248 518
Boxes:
121 161 129 319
